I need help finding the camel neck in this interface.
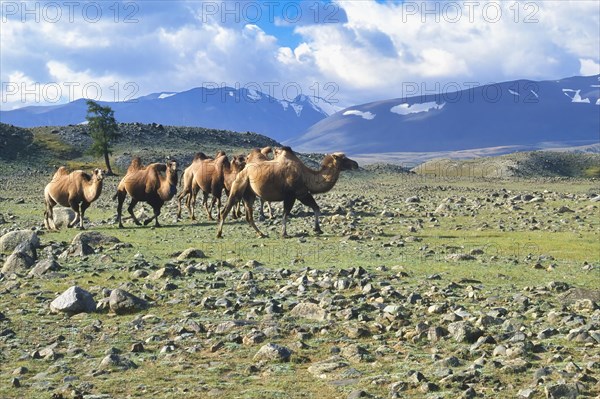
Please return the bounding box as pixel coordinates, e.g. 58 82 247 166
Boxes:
84 179 103 202
304 163 341 194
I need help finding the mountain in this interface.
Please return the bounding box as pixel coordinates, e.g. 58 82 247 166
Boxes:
288 75 600 156
0 87 339 142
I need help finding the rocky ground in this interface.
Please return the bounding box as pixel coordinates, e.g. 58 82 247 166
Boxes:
0 166 599 399
0 123 599 398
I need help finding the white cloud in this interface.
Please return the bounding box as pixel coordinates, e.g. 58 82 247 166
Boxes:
1 0 598 111
580 59 600 76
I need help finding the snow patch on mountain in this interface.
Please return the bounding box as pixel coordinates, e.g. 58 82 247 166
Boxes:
158 93 176 99
390 102 445 115
246 89 262 101
562 89 591 103
291 103 303 116
343 110 375 120
509 89 519 96
530 89 539 98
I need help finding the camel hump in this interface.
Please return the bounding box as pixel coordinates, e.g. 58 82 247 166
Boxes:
216 155 230 171
193 152 208 161
127 157 144 173
53 166 69 177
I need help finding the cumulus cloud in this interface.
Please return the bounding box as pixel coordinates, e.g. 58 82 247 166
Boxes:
1 0 598 110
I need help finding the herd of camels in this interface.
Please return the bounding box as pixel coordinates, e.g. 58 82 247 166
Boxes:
44 146 359 238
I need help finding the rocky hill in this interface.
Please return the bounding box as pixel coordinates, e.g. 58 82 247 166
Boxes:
413 151 600 178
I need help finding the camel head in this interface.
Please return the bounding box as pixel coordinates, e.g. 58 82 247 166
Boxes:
232 154 246 170
327 153 359 171
166 159 178 173
274 146 293 158
92 168 105 182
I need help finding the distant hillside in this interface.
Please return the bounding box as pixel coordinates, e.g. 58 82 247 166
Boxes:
413 151 600 178
289 75 600 155
0 122 281 171
0 87 339 142
0 123 34 160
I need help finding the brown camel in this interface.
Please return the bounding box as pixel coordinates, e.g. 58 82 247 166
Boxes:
185 151 230 221
222 154 247 219
216 146 358 238
176 151 225 220
115 157 178 228
246 146 274 220
44 167 105 230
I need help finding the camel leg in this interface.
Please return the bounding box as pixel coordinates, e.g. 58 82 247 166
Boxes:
298 194 322 234
266 201 274 219
45 199 58 230
68 201 81 228
217 175 253 238
79 201 90 230
176 191 186 219
127 199 142 225
190 186 198 221
116 190 127 228
258 198 266 221
202 192 213 221
243 193 265 238
144 202 162 227
216 196 236 238
281 195 296 238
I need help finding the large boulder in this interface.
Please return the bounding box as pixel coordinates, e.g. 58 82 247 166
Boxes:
0 230 40 253
50 286 96 315
1 242 37 274
61 231 120 258
52 208 76 229
1 251 35 274
109 289 149 315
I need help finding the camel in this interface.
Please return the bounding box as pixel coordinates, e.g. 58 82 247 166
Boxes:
44 167 104 230
176 151 225 220
222 154 247 219
246 146 274 220
115 157 178 228
216 146 358 238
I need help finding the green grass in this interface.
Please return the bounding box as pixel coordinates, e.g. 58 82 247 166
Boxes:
1 161 599 399
31 130 80 160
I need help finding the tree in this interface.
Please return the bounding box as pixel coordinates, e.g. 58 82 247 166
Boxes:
86 100 119 175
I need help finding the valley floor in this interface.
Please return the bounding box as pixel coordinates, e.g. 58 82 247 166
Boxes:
1 167 599 398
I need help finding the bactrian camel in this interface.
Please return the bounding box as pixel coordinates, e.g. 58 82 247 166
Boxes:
246 146 275 220
176 151 225 221
216 146 358 238
44 167 105 230
222 154 247 219
115 157 178 228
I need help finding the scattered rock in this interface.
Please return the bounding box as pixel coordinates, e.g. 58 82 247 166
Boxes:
109 289 149 315
253 343 292 362
290 302 328 321
177 248 206 260
50 286 96 315
99 354 137 371
27 259 61 278
0 230 40 253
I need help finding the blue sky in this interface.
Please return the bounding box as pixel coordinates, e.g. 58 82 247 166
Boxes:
1 0 599 110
